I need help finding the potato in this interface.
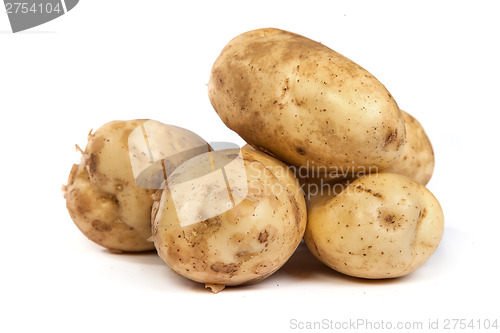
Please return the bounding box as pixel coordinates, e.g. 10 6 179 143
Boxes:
304 172 444 279
208 28 405 174
64 119 209 252
384 110 434 185
151 148 307 290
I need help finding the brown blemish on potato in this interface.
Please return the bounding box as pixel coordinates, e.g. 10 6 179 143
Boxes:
106 193 119 206
236 251 258 261
210 262 239 274
91 219 112 232
199 216 223 234
384 129 398 146
355 185 383 199
258 230 269 243
87 153 98 175
281 78 290 96
419 208 428 219
385 215 396 224
72 191 91 215
296 146 306 155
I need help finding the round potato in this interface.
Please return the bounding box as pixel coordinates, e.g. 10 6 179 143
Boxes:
64 119 209 252
384 110 434 185
209 28 405 174
152 148 307 290
304 173 444 279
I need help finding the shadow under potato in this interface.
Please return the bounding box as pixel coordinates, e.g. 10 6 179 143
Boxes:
99 239 410 292
274 241 410 286
276 241 333 280
101 248 164 266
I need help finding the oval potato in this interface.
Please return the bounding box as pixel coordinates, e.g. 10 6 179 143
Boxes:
209 28 405 174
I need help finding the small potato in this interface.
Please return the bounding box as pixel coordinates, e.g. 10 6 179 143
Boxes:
384 111 435 185
304 173 444 279
64 119 209 252
209 28 405 174
152 148 307 290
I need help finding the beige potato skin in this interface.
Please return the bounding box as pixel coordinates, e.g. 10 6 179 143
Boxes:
304 173 444 279
64 120 208 252
209 28 405 173
384 111 434 185
152 149 307 287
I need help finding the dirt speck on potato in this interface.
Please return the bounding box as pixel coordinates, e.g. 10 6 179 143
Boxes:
258 230 269 243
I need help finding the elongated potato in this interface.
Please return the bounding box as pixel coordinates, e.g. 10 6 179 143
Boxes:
305 173 444 279
64 119 209 252
152 148 307 290
209 28 405 174
384 111 434 185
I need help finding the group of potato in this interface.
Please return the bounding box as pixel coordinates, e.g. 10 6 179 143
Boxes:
64 28 444 293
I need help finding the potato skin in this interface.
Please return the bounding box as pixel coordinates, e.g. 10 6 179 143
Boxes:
152 148 307 286
384 111 434 185
65 120 208 252
209 28 405 173
304 173 444 279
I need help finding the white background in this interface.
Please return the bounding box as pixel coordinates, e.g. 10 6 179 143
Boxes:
1 1 499 332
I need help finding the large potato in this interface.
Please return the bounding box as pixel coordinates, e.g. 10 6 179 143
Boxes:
384 110 434 185
152 148 307 290
64 119 209 252
304 173 444 279
208 28 405 174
